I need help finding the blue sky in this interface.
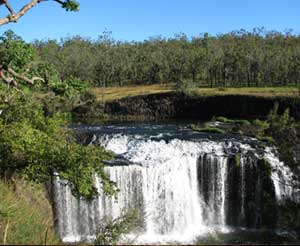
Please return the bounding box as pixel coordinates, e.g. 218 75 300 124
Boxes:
0 0 300 42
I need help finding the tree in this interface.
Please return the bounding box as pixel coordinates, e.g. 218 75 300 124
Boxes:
0 0 79 87
0 30 41 86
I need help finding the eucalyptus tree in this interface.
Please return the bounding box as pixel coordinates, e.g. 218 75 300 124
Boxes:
60 36 97 82
33 28 300 88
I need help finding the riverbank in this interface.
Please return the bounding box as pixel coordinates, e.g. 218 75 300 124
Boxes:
71 87 300 122
104 92 300 121
90 85 300 102
68 86 300 122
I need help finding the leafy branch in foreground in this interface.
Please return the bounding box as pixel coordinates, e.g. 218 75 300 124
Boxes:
0 90 117 199
0 0 79 86
0 30 44 87
0 0 79 26
95 209 143 245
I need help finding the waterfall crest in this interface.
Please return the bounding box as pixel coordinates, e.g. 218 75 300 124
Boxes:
53 125 298 244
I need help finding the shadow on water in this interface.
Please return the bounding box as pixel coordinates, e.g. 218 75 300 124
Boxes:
196 228 300 245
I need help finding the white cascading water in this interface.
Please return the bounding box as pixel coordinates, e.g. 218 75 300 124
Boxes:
53 126 298 244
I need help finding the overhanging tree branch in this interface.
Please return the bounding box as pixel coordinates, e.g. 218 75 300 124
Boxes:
1 0 14 15
0 67 17 86
0 0 78 85
7 67 44 85
0 0 79 26
0 65 44 86
0 0 41 26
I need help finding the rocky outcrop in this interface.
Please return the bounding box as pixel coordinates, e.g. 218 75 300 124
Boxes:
104 92 300 120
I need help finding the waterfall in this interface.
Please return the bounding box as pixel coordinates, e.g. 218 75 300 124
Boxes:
53 126 298 244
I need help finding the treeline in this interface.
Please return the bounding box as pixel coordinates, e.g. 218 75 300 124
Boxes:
33 28 300 87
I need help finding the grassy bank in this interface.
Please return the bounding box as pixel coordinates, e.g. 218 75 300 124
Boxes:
90 84 173 101
89 85 300 102
0 180 59 245
192 87 300 98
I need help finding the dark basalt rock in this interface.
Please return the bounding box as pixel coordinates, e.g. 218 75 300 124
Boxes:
104 92 300 120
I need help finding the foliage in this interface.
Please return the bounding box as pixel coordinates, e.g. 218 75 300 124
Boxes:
40 92 73 116
251 103 300 179
260 158 272 177
266 102 294 137
175 79 197 94
95 209 142 245
33 28 300 87
61 0 80 11
0 30 116 199
0 90 116 199
234 155 241 167
50 76 89 98
0 30 36 70
253 119 270 138
29 62 61 87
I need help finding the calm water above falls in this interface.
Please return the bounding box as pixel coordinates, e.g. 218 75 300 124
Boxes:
53 124 298 244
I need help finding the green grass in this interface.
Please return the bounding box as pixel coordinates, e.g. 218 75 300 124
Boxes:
89 85 300 101
0 179 59 245
193 86 300 98
90 84 173 101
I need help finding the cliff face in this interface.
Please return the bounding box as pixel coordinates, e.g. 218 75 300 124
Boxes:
104 92 300 120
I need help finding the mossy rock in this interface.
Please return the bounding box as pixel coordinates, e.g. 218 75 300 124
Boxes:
191 124 226 134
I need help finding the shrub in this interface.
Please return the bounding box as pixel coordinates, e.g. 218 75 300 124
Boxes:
50 76 89 99
95 209 142 245
0 90 116 199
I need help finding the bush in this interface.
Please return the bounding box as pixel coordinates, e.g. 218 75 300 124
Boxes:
175 80 197 95
50 76 89 99
29 62 61 89
0 90 116 199
95 209 142 245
